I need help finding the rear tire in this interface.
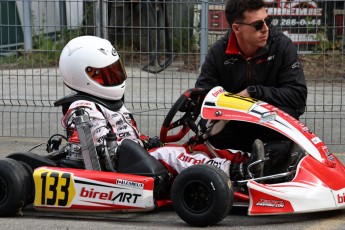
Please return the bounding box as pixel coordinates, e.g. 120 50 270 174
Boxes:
18 161 34 205
0 158 28 216
171 164 234 227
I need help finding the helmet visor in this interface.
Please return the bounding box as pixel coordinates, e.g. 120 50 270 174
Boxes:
85 60 127 87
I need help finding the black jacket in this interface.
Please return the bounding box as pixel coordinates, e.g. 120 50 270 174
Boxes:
195 26 308 118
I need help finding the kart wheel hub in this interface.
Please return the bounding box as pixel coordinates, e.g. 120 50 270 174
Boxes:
182 180 211 213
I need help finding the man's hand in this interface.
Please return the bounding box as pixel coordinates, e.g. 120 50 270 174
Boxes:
237 88 250 97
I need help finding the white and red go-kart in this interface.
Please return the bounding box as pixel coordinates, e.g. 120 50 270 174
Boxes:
159 86 345 216
0 89 232 227
1 86 345 227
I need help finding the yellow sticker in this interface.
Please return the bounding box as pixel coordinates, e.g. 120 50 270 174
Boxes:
34 168 76 207
217 93 257 112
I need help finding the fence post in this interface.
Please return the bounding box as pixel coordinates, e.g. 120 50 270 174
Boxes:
59 0 66 26
102 0 108 39
95 0 101 37
23 0 32 50
200 0 209 67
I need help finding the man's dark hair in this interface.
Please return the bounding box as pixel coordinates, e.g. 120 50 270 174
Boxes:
225 0 266 26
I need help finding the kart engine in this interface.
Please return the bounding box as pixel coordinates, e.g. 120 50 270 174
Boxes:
46 108 119 172
65 143 83 161
47 136 119 172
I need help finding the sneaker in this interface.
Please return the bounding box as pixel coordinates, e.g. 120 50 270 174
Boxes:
245 139 265 178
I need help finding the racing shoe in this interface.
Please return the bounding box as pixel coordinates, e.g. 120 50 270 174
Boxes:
229 139 265 181
245 139 265 178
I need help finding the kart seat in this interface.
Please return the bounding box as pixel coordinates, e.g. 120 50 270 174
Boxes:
116 139 170 195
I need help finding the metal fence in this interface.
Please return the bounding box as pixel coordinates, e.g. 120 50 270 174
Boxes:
0 0 344 152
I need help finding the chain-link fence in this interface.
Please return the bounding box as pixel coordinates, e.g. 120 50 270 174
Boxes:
0 0 344 152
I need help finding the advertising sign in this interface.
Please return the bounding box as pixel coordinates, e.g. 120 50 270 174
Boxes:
265 0 323 44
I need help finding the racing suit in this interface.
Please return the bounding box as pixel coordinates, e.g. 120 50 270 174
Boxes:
195 26 308 151
62 100 248 177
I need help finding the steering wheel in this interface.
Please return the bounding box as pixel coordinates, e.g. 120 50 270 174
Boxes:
160 88 208 143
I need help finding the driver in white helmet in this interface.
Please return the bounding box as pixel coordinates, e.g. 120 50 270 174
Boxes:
58 35 264 180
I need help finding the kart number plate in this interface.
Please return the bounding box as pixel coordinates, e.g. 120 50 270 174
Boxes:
33 168 76 207
219 93 257 112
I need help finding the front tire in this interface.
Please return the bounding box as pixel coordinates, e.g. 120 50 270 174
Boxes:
0 158 28 216
171 164 234 227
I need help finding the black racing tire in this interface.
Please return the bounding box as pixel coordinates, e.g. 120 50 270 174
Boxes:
171 164 234 227
0 158 28 216
17 161 34 205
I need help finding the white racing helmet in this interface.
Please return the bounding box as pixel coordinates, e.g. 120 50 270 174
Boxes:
59 36 127 100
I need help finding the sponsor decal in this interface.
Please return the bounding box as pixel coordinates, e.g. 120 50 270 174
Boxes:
80 187 114 200
260 111 277 123
112 192 141 203
205 159 223 169
302 127 309 132
311 137 322 145
224 58 238 65
292 61 300 69
267 55 275 61
322 146 335 163
256 199 285 208
178 152 206 164
256 55 275 64
117 125 128 131
75 101 93 107
98 48 107 55
116 179 144 189
212 88 224 98
118 132 131 138
225 114 254 120
112 47 118 56
333 189 345 206
337 192 345 204
327 154 335 162
80 187 142 204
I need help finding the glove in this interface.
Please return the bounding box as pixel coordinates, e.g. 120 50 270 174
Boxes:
142 136 165 150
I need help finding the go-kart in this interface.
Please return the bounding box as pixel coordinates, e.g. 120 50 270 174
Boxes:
160 86 345 217
1 86 345 227
0 90 233 227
